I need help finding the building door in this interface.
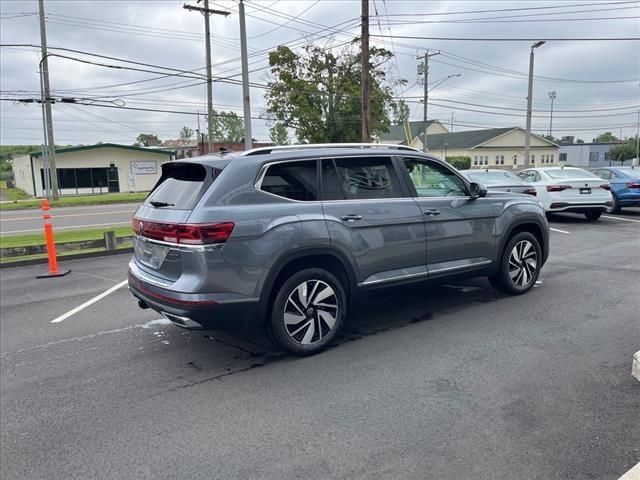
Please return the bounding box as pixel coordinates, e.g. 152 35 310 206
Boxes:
107 166 120 192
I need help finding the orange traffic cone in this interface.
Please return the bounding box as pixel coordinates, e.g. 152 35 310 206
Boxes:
37 199 71 278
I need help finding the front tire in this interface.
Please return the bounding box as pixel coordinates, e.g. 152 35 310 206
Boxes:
606 194 620 214
268 268 346 355
585 210 602 221
489 232 541 295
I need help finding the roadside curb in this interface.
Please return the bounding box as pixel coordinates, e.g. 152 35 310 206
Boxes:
0 247 133 269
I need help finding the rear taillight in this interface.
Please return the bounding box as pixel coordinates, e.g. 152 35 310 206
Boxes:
133 217 234 245
600 184 611 191
522 188 537 196
546 184 572 192
626 181 640 189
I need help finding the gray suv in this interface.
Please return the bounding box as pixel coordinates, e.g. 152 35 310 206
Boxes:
129 144 549 355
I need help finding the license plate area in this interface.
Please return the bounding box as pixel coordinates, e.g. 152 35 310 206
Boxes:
135 237 170 269
579 188 591 194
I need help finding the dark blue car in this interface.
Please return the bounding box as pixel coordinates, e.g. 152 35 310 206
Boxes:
591 167 640 213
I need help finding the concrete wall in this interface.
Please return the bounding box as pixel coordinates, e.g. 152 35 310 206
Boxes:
13 148 173 197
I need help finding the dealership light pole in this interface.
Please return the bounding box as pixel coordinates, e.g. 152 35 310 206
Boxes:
524 40 545 167
548 90 556 138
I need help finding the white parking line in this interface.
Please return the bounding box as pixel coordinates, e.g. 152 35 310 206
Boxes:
51 279 128 324
550 227 570 234
602 215 640 224
4 221 131 234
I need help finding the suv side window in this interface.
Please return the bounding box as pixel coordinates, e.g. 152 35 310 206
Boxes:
402 157 468 197
260 160 318 201
323 157 403 200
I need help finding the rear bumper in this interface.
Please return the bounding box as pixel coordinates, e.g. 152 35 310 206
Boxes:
128 269 260 331
548 202 612 213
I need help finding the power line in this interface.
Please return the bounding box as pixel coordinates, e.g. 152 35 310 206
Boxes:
371 35 640 42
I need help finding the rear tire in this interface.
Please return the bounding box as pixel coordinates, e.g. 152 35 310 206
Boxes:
268 268 346 356
488 232 541 295
584 210 602 221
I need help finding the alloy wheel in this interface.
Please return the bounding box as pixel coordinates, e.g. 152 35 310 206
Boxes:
508 240 538 287
283 280 339 345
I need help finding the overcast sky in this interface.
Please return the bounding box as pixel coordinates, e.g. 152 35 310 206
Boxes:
1 0 639 146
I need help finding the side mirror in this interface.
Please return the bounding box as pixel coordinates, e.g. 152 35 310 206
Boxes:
469 182 488 199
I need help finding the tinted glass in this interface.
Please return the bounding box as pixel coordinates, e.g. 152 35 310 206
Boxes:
403 158 468 197
146 163 209 210
329 157 402 200
593 170 611 180
260 160 318 201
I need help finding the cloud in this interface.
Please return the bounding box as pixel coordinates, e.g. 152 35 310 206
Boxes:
1 0 638 146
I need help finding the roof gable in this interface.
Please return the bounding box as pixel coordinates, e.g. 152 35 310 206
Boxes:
30 143 176 158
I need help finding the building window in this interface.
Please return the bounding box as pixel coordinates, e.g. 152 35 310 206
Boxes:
41 167 112 191
589 152 599 162
513 155 518 165
473 156 479 166
550 154 554 163
495 155 505 165
530 155 535 165
559 152 567 162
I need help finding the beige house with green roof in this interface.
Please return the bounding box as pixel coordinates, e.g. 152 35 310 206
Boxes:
12 143 175 197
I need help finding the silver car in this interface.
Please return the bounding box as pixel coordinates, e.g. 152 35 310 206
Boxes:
461 169 537 196
129 145 549 355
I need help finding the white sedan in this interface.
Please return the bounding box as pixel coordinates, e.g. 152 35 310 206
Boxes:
516 167 613 220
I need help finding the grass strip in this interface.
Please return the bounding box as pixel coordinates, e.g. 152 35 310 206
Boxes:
0 225 133 249
0 192 147 211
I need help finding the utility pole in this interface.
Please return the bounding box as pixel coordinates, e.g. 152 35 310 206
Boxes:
361 0 370 142
38 0 59 199
636 110 639 166
548 90 556 138
184 1 229 155
524 40 545 167
418 50 440 152
238 0 252 151
450 112 455 132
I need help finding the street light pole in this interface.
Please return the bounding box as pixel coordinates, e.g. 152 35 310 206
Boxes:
548 90 556 138
524 41 545 167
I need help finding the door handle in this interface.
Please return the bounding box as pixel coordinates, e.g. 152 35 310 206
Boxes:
423 209 440 216
341 214 363 222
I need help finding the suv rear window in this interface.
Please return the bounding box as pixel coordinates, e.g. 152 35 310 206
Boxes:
146 163 213 210
259 160 318 201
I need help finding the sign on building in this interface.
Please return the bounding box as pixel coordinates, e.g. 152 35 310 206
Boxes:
130 161 157 175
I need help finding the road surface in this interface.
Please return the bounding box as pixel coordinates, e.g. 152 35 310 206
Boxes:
1 211 639 479
0 202 140 236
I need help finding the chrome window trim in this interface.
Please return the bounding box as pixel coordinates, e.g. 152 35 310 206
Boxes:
254 155 410 203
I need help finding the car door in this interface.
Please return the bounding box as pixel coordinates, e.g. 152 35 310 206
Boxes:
399 156 497 278
320 156 427 286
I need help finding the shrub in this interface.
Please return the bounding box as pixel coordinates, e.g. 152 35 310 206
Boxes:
446 156 471 170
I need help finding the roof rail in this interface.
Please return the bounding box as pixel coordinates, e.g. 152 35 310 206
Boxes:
242 143 420 156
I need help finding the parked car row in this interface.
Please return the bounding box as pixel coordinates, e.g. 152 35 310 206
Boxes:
461 166 640 220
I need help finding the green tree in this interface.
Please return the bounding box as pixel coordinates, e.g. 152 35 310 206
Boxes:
265 42 395 143
179 126 194 142
446 156 471 170
206 111 244 143
269 123 290 145
595 132 618 143
135 133 161 147
391 99 410 126
576 138 585 144
608 137 637 165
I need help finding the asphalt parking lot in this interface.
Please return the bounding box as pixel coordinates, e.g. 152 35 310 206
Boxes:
1 209 639 480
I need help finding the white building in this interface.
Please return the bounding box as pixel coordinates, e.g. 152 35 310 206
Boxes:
12 143 175 197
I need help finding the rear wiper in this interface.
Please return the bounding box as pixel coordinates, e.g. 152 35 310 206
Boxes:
149 201 174 208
